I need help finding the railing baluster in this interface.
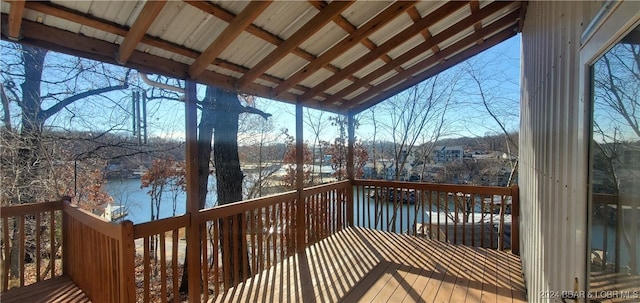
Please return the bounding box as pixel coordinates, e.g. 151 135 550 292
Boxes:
49 210 55 279
471 193 476 247
202 224 209 303
172 229 179 303
143 236 150 303
232 215 240 286
2 218 9 290
160 231 167 302
35 213 41 282
242 213 249 279
19 215 25 287
213 221 220 296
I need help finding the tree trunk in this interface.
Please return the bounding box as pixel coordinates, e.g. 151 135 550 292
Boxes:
211 87 250 285
10 46 48 278
179 86 251 293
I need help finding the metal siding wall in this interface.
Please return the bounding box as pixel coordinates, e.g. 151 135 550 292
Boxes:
520 2 600 302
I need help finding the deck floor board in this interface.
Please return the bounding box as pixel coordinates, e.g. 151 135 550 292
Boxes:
213 227 527 303
1 275 90 303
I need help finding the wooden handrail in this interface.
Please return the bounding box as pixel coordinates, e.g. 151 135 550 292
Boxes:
133 214 190 239
302 180 351 197
198 191 297 220
62 201 122 240
352 180 519 253
353 179 513 195
0 200 64 218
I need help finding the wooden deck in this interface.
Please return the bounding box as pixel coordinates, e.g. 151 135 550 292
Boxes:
213 227 526 303
0 275 91 303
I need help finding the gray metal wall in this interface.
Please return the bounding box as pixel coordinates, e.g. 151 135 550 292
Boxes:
520 1 601 302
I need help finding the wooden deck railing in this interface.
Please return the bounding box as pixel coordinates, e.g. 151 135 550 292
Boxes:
198 191 298 301
62 199 135 303
301 180 350 244
1 180 520 302
1 200 64 290
353 180 520 254
129 181 351 302
0 198 135 302
132 214 189 302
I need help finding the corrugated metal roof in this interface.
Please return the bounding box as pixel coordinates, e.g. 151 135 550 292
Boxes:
1 0 526 114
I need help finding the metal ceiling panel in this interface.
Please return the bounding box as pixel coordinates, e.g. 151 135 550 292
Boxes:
324 78 354 95
331 43 370 69
370 69 399 87
367 13 413 46
1 0 526 114
341 1 393 28
299 68 335 90
299 22 347 57
352 59 387 79
386 35 426 60
345 87 368 101
414 1 446 18
252 2 316 40
429 4 472 36
265 53 310 80
401 49 435 70
219 32 276 69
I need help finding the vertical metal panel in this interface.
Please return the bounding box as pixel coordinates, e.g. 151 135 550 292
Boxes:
520 2 601 302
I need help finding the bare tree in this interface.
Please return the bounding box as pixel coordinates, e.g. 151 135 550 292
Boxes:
377 73 458 181
463 61 519 186
591 41 639 275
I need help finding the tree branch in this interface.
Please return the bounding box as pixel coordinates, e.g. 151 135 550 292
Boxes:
1 83 12 130
40 84 129 121
241 105 271 120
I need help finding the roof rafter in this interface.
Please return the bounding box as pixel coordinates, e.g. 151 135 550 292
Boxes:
272 1 417 98
325 1 514 107
2 13 343 114
347 18 519 112
298 1 469 104
407 7 440 53
188 1 271 79
350 28 517 113
184 0 350 87
22 2 315 92
235 1 353 90
6 0 25 40
117 0 166 64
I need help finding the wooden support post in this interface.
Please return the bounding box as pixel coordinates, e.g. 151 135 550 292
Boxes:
119 220 136 303
184 80 201 303
295 102 306 252
510 185 520 255
346 112 355 227
61 196 71 276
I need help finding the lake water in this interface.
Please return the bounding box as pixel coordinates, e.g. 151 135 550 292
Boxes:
105 178 191 224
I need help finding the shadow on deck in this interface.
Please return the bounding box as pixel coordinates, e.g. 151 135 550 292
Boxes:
1 275 90 303
214 227 526 303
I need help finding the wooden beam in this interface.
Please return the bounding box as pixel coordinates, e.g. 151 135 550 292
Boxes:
407 7 440 53
185 0 347 85
272 1 417 98
1 15 340 111
346 112 355 227
6 0 25 40
23 2 315 92
183 80 201 303
235 1 353 90
324 1 514 107
117 0 166 64
188 1 271 79
298 1 469 103
295 102 305 251
347 27 517 113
